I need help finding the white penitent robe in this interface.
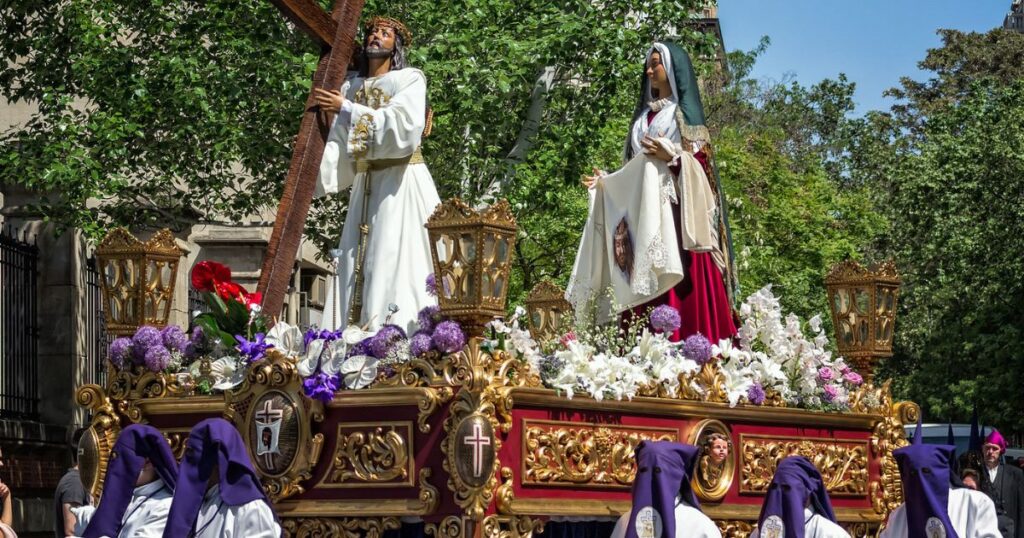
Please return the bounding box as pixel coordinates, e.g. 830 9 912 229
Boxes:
748 509 850 538
566 149 717 324
72 478 173 537
610 497 722 538
880 488 1001 538
191 485 280 538
317 67 441 334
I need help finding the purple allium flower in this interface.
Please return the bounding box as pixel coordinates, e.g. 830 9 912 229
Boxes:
817 366 835 382
185 326 204 358
822 383 839 402
843 371 863 386
682 334 713 365
161 325 189 353
369 324 407 359
417 305 441 333
747 383 766 405
302 372 340 404
347 339 372 359
236 333 273 363
143 345 172 372
409 331 435 357
131 326 164 364
109 337 133 369
649 305 681 334
432 321 466 354
426 273 438 297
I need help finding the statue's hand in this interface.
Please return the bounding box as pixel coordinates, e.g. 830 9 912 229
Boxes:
581 167 603 189
641 135 675 162
313 88 345 114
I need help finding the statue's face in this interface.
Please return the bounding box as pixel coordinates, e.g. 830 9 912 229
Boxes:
366 25 397 56
646 52 670 95
709 438 729 465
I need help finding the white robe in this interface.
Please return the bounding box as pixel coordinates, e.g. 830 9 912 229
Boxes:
71 478 173 538
880 488 1001 538
317 67 441 334
748 509 850 538
610 496 721 538
566 150 717 324
191 485 280 538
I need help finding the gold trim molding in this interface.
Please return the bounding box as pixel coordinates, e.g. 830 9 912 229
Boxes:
739 434 869 496
282 516 401 538
521 419 679 488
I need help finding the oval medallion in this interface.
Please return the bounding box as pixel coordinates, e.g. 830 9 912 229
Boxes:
454 415 495 488
249 390 299 476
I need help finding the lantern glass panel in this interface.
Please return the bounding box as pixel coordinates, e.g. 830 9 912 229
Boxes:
435 236 455 265
855 288 869 314
442 273 457 300
483 234 496 265
459 233 477 263
832 289 849 315
493 274 504 298
497 237 509 264
460 269 476 298
483 273 492 299
857 319 869 345
530 308 543 329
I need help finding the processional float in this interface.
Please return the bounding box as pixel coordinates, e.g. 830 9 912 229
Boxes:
76 204 910 538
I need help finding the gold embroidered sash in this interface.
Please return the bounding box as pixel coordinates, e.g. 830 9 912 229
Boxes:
356 148 424 173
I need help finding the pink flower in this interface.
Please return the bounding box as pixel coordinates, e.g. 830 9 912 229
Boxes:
817 366 835 382
559 331 577 347
843 371 863 386
822 383 839 402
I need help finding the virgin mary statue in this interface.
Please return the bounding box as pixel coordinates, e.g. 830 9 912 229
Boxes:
567 42 737 343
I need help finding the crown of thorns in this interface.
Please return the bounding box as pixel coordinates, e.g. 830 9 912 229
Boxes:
365 16 412 46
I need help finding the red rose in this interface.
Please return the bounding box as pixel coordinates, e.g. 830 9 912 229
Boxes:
191 261 232 292
215 280 244 302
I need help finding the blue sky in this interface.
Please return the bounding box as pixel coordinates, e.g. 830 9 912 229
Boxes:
718 1 1012 114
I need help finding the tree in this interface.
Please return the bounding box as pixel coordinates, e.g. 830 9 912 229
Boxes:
867 31 1024 433
0 1 319 238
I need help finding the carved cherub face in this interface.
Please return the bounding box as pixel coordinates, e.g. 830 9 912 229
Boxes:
709 438 729 465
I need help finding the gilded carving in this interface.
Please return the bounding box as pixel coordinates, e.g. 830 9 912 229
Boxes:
853 380 917 515
75 384 121 498
689 419 735 502
522 420 678 487
282 516 401 538
225 350 325 503
319 422 413 487
482 515 546 538
715 519 754 538
740 435 869 496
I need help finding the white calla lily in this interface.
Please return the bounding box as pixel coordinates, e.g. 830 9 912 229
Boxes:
266 322 303 357
339 355 379 389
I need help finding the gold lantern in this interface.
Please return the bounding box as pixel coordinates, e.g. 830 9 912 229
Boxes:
95 228 183 336
426 198 517 336
824 260 901 384
524 280 573 343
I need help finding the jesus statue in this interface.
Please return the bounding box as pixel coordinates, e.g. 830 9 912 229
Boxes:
313 16 440 334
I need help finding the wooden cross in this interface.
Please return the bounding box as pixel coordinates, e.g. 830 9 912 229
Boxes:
256 0 366 318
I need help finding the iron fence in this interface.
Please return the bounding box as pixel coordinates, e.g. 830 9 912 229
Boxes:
0 230 39 420
84 256 108 388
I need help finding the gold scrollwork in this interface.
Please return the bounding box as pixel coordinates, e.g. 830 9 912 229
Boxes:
75 384 121 499
319 422 413 488
481 515 546 538
225 349 325 503
282 516 401 538
740 435 869 496
715 519 755 538
521 420 678 487
854 380 917 515
425 516 466 538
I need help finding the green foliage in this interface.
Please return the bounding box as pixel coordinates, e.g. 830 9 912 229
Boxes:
715 126 884 321
874 78 1024 432
0 0 318 238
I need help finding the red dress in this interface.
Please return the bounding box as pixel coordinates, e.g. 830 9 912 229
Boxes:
626 112 738 343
